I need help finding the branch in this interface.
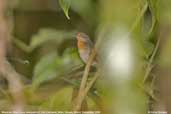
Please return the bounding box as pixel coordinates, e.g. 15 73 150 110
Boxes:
130 1 148 32
1 61 25 111
143 37 161 83
73 48 97 111
85 71 100 94
0 0 25 111
73 70 100 111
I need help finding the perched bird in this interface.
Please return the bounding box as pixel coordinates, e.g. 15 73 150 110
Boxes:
76 32 97 65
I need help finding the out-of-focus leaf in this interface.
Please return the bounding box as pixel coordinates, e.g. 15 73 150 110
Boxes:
59 0 71 19
13 29 76 53
23 86 45 107
32 53 60 89
30 29 75 50
39 87 73 110
69 0 98 28
87 96 98 110
32 48 82 89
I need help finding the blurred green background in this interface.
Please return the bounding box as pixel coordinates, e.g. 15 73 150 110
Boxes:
0 0 171 114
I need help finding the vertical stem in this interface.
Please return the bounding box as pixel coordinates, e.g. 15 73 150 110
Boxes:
73 49 97 111
0 0 25 111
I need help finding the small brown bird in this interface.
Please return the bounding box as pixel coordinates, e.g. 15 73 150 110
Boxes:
76 32 97 65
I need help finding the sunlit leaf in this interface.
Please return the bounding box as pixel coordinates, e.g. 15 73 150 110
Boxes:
59 0 71 19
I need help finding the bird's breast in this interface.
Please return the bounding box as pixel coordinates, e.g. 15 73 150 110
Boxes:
79 48 90 63
77 40 86 50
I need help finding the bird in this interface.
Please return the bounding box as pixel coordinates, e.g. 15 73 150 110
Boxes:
76 32 97 66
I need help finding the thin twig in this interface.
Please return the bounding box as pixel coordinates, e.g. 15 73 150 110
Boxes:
130 2 148 32
73 49 97 111
85 71 100 96
13 38 32 53
73 71 100 111
139 84 158 101
1 61 25 111
143 37 161 83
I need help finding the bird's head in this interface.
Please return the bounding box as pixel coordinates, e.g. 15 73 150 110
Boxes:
76 32 90 50
76 32 90 42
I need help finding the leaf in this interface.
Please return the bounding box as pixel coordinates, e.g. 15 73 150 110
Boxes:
32 52 60 89
30 29 72 50
39 87 73 110
87 96 98 110
13 29 76 53
30 29 76 50
59 0 71 19
32 49 82 89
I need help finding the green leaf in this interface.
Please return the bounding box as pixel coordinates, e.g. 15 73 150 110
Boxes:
32 49 82 90
59 0 71 20
87 96 98 110
39 87 73 110
32 52 61 89
13 29 76 53
30 29 76 50
30 29 73 50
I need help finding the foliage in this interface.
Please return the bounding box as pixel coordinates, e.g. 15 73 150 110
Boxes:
39 87 73 110
13 29 76 53
0 0 170 113
59 0 71 19
32 49 81 89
